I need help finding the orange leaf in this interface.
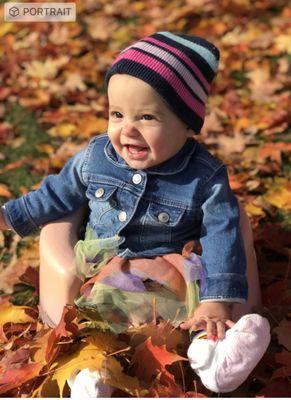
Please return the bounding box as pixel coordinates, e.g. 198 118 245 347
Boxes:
0 362 43 394
0 183 12 198
132 337 187 382
45 306 78 363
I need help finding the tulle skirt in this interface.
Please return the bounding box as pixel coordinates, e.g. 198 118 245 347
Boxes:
74 228 204 333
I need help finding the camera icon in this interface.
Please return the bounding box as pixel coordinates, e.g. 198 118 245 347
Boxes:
9 6 20 17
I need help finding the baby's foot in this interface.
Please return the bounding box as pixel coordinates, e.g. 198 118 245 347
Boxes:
67 368 113 398
187 314 271 393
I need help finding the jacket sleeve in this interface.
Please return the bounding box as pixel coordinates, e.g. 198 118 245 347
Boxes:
3 146 88 237
199 165 248 303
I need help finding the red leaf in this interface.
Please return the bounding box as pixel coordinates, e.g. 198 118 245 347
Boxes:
19 266 39 295
45 305 78 363
0 362 42 394
132 337 187 383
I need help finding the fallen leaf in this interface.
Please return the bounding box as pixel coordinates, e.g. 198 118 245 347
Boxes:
274 319 291 352
0 183 12 198
0 304 35 327
132 337 187 382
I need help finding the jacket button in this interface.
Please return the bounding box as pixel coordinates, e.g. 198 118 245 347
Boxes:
158 212 170 223
132 173 142 185
118 211 127 222
95 188 105 198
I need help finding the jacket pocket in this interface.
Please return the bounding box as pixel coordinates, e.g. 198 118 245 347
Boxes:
146 202 185 226
86 183 118 225
141 202 186 243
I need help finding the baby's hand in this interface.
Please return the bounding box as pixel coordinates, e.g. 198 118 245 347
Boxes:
180 301 235 340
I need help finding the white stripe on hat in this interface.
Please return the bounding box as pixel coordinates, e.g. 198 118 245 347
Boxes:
159 31 219 73
132 41 208 103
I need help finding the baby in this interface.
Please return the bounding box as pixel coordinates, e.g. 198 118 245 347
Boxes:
0 32 270 395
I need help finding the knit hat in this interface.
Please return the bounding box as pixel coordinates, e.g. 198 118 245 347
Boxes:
104 31 220 134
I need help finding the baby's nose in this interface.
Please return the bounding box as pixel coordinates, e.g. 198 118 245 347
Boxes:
122 123 140 136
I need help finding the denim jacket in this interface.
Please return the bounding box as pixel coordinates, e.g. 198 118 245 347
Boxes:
4 134 247 302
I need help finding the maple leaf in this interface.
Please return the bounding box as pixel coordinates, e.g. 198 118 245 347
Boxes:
45 306 78 362
0 304 35 327
0 362 43 394
43 331 140 398
217 131 250 156
132 337 187 383
247 68 282 101
128 320 188 351
23 56 69 79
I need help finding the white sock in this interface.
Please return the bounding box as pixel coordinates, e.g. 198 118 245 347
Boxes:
187 314 271 393
67 368 113 398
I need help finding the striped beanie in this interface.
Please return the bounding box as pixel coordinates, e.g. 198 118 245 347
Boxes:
104 31 220 134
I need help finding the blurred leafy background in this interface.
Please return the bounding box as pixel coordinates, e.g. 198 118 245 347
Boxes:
0 0 290 397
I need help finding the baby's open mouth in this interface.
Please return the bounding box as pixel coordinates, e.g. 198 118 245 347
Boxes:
126 144 148 153
125 144 149 159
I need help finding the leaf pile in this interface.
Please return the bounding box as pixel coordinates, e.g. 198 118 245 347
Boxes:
0 0 290 397
0 303 204 397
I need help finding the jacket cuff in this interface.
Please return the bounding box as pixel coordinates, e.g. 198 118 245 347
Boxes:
4 197 39 237
199 273 248 303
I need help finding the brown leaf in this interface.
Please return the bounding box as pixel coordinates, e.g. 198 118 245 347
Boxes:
274 319 291 352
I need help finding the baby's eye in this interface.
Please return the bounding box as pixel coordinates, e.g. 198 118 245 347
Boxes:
110 111 123 118
142 114 154 120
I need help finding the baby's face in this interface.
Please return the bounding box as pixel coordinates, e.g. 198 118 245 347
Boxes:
107 74 190 170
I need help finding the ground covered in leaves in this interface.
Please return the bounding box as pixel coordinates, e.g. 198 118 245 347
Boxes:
0 0 290 397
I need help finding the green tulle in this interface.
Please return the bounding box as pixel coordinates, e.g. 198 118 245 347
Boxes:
74 228 123 279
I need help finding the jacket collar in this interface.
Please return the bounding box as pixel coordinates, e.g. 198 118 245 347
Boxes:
104 136 197 175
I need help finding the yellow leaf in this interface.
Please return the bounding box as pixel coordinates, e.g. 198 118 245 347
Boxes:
104 355 144 396
0 304 35 327
241 146 259 167
48 331 143 397
50 343 107 397
37 144 55 155
0 23 14 37
245 202 265 217
77 116 108 138
48 332 124 397
264 182 291 211
48 123 77 138
113 26 134 46
275 35 291 54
